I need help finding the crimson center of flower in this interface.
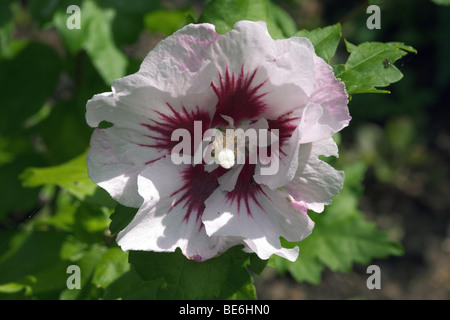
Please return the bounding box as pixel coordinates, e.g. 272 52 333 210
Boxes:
140 65 297 222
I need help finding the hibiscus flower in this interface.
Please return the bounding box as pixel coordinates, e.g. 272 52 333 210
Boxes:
86 21 350 262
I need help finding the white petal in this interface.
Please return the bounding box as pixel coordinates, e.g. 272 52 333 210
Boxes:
285 137 345 213
253 107 303 190
86 128 148 207
217 164 243 192
207 21 313 120
137 23 221 96
202 185 314 261
86 78 217 130
223 21 315 94
243 237 299 262
298 102 336 144
253 124 301 190
116 157 237 261
308 55 351 138
271 34 316 95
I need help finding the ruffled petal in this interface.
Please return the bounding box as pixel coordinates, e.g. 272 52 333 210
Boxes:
243 237 299 262
137 23 221 96
202 184 314 261
86 86 217 208
303 55 351 143
117 157 237 261
253 124 300 190
207 21 313 123
284 137 344 213
297 101 336 144
253 108 303 189
87 128 148 207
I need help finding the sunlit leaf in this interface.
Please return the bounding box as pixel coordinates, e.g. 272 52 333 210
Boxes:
199 0 296 38
59 244 107 300
92 247 130 288
20 152 115 207
144 8 192 35
296 24 342 63
335 41 417 95
53 0 127 85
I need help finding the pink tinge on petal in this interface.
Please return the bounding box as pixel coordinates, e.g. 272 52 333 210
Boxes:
189 254 203 262
139 23 220 77
211 66 268 127
310 55 350 132
290 198 309 215
176 33 221 72
139 103 211 161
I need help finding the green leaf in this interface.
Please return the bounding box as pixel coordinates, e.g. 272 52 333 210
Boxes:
73 203 111 244
109 203 139 235
335 41 417 95
103 267 162 300
266 1 298 37
0 0 13 27
0 281 33 299
53 0 128 85
249 253 269 275
129 246 256 300
271 162 403 284
144 8 193 35
38 53 108 165
34 191 78 232
295 24 342 63
52 4 85 54
100 0 162 14
83 1 128 85
431 0 450 5
92 247 130 288
0 42 61 135
0 230 71 299
59 244 108 300
19 152 115 207
0 153 41 222
199 0 296 39
0 21 28 59
38 100 92 164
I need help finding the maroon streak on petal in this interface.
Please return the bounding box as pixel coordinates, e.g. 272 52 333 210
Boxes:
267 112 300 156
268 112 299 143
226 163 267 216
170 165 227 223
139 103 211 156
211 66 268 127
